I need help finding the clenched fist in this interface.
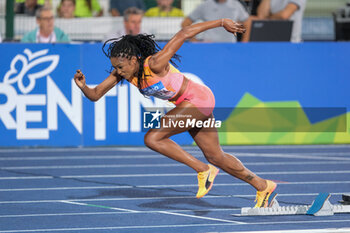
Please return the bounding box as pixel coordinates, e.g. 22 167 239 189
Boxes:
74 69 86 90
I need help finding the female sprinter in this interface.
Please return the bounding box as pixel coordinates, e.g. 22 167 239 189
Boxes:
74 18 276 208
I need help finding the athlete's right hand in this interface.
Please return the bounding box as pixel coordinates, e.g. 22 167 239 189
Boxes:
222 18 246 36
74 69 86 90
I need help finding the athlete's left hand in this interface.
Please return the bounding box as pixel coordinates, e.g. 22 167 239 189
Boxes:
222 19 246 37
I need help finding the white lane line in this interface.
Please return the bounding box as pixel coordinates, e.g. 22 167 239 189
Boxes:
0 220 349 232
239 153 350 161
0 151 349 160
222 229 350 233
0 144 349 153
1 153 349 171
45 170 350 178
60 201 245 224
0 147 155 153
0 208 240 218
0 192 346 204
1 170 350 180
0 176 54 180
60 200 138 213
0 181 349 192
0 148 200 154
0 164 183 170
3 158 350 170
221 144 350 149
0 155 168 161
157 211 245 224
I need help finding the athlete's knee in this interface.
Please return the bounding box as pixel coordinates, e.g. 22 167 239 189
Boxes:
144 131 162 150
144 133 155 149
204 151 225 166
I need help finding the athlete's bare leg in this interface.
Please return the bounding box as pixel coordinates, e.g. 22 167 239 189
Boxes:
189 123 267 191
144 101 267 191
144 101 210 172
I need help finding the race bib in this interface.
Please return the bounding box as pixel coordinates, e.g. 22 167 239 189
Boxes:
140 81 175 100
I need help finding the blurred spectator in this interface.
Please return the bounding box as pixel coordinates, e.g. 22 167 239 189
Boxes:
57 0 76 18
104 7 147 42
181 0 251 42
15 0 42 16
16 0 48 6
0 34 2 42
145 0 184 17
257 0 306 42
243 0 262 15
109 0 146 16
21 7 70 43
74 0 103 17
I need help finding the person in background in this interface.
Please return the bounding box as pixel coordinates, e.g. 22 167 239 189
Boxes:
15 0 42 16
0 34 2 42
57 0 76 18
15 0 48 6
243 0 262 15
21 7 70 43
104 7 147 42
257 0 306 42
109 0 146 16
74 0 103 17
181 0 252 42
145 0 184 17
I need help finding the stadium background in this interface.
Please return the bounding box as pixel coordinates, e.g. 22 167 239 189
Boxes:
0 0 349 147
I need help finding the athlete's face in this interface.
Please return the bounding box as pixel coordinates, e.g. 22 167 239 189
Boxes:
110 56 138 80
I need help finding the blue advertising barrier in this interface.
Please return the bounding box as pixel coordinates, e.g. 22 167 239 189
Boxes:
0 42 349 146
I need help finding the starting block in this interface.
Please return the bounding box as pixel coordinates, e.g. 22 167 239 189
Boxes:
238 192 350 216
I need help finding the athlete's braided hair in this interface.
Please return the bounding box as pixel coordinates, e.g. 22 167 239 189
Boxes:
102 34 181 90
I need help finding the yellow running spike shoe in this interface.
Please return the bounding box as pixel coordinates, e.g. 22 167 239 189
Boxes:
196 164 219 199
254 180 277 208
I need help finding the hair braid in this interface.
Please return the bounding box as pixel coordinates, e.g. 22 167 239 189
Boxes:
102 34 181 90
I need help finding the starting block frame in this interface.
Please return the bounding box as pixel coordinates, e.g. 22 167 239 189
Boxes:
238 193 350 216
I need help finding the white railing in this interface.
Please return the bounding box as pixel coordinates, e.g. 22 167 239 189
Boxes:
11 16 183 41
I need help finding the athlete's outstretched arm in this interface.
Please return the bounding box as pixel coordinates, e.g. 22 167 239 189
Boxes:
149 18 245 75
74 69 120 102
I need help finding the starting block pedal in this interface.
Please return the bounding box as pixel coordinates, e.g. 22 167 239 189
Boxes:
306 193 331 216
238 193 350 216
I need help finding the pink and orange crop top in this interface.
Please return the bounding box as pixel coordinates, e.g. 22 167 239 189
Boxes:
129 56 184 100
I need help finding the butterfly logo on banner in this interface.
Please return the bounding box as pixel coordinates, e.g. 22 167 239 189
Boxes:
3 49 59 94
